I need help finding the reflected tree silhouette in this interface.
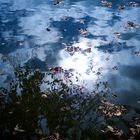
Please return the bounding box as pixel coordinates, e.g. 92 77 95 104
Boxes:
0 66 140 140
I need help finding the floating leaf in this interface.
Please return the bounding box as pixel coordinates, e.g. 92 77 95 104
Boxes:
107 125 114 132
41 94 48 98
130 128 136 135
136 124 140 128
14 125 25 132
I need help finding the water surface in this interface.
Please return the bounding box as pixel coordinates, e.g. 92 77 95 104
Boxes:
0 0 140 108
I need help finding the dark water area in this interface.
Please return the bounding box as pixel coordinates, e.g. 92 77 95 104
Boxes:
0 0 140 109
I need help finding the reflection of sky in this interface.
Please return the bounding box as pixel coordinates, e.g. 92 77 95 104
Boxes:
0 0 140 107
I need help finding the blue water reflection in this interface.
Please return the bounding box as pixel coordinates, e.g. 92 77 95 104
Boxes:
0 0 140 108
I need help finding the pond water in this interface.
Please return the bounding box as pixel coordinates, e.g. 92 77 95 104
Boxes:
0 0 140 108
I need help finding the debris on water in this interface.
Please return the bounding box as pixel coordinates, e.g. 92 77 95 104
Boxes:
112 94 117 98
105 56 110 61
84 48 92 53
41 133 60 140
41 94 48 98
134 51 140 56
19 42 23 46
63 43 92 55
114 32 121 39
137 100 140 104
75 19 85 24
18 41 24 46
65 45 81 55
9 111 13 114
62 29 67 32
49 66 63 73
25 109 30 112
77 28 89 37
112 66 118 70
107 125 114 132
136 124 140 128
130 125 140 136
46 28 51 32
1 42 5 45
62 16 70 21
127 21 136 28
129 136 135 140
105 126 123 137
54 0 63 5
125 21 139 29
129 2 139 7
96 72 101 76
64 69 74 78
15 101 20 105
118 5 125 11
98 100 125 117
14 124 25 132
101 0 112 8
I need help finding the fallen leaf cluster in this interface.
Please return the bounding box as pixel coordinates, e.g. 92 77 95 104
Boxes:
98 99 126 117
